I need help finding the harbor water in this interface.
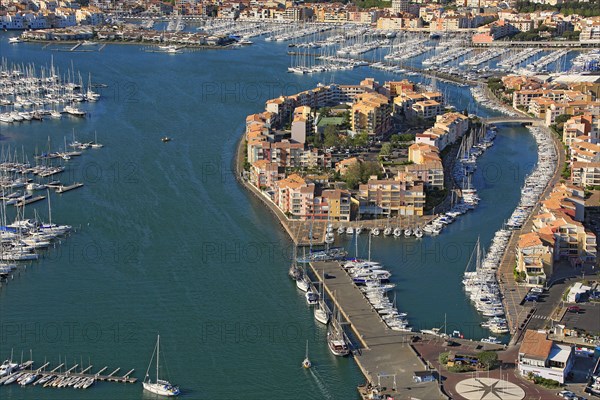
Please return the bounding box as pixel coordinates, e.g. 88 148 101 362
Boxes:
0 33 536 399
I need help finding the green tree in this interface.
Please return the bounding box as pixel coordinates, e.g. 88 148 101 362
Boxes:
379 143 392 156
350 132 369 148
438 352 450 365
360 161 381 183
309 132 322 148
477 351 499 370
318 107 332 117
342 163 362 190
323 125 340 148
554 114 572 125
341 161 381 189
340 111 351 130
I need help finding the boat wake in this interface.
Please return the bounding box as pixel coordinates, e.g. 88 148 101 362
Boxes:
308 368 334 400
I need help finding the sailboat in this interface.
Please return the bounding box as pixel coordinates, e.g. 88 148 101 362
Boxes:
143 335 180 397
302 340 312 369
91 131 103 149
327 305 350 357
314 277 330 325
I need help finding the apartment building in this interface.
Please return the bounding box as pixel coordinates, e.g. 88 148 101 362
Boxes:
516 232 554 286
358 175 426 217
518 330 574 384
351 92 391 137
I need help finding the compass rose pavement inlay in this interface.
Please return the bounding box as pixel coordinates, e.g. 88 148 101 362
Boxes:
454 377 525 400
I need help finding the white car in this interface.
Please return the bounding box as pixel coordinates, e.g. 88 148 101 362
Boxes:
557 390 576 399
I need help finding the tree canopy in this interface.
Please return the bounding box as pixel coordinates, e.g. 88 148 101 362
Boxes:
342 161 381 189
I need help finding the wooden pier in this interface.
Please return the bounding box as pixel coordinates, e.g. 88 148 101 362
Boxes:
308 261 447 399
14 195 46 207
56 182 84 193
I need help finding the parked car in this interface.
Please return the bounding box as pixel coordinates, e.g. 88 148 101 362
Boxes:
567 306 581 313
530 287 544 294
525 294 539 302
557 390 577 399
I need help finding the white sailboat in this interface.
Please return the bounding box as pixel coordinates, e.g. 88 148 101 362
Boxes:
314 277 330 325
91 131 103 148
143 335 180 397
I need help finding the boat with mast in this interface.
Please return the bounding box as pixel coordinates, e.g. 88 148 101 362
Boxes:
314 274 330 325
327 305 350 357
143 335 180 397
302 340 312 369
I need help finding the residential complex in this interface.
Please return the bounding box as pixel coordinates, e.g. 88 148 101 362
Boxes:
243 78 463 221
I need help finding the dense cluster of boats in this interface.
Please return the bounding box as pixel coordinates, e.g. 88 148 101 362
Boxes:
165 16 185 33
506 126 557 230
463 238 509 335
461 48 509 68
460 123 556 336
0 216 71 264
0 134 104 281
342 259 413 332
497 48 542 71
470 85 521 117
423 45 472 67
0 60 98 124
570 49 600 72
521 49 570 74
0 359 95 389
420 125 497 236
333 224 423 239
266 25 332 43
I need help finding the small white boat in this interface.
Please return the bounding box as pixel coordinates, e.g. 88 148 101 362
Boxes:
404 228 412 237
337 226 345 234
302 340 311 369
346 226 354 235
0 360 18 378
3 373 22 385
314 304 329 325
383 227 392 236
414 228 423 238
393 228 402 237
325 232 334 244
295 276 309 292
371 228 380 236
481 336 502 344
20 373 38 386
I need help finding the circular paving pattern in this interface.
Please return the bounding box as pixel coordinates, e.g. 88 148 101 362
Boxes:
454 377 525 400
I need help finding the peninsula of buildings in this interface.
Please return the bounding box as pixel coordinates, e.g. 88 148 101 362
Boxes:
242 78 470 223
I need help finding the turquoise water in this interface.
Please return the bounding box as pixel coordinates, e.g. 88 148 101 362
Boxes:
0 33 536 399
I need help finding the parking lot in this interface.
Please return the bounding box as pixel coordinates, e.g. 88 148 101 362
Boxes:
560 302 600 335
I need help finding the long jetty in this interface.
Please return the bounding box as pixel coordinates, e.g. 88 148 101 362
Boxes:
309 260 448 399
